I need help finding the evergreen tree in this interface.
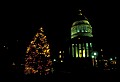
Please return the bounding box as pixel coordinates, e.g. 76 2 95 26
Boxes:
24 27 52 76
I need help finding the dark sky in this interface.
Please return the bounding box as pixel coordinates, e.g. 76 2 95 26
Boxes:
1 1 120 63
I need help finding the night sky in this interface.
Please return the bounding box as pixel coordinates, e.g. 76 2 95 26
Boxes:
1 1 120 65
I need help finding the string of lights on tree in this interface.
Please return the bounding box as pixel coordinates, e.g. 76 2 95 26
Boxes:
24 27 52 76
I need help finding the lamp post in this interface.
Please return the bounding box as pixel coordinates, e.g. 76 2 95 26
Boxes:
91 51 98 67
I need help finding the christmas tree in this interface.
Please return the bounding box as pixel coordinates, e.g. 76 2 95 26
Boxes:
24 27 52 75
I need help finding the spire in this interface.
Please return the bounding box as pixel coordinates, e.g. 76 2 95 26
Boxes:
78 9 87 20
78 9 82 15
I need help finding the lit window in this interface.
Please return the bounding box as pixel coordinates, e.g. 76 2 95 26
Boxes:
72 44 75 57
59 55 61 58
72 44 74 46
75 44 78 57
83 49 85 57
90 43 92 48
59 51 61 53
61 60 63 62
79 44 81 49
79 50 82 58
86 43 88 49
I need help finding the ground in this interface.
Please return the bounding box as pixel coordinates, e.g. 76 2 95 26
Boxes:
3 69 119 81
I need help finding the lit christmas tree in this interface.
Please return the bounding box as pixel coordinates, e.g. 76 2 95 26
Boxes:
24 27 52 76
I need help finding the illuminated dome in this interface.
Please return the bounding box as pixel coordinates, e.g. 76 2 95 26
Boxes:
71 10 93 39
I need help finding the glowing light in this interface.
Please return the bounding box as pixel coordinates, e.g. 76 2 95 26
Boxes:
31 41 34 44
12 62 15 65
53 59 56 61
110 58 113 60
91 51 98 58
101 49 103 51
92 56 94 58
94 52 97 55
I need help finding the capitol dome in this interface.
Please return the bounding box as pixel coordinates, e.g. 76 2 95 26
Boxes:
71 10 93 39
